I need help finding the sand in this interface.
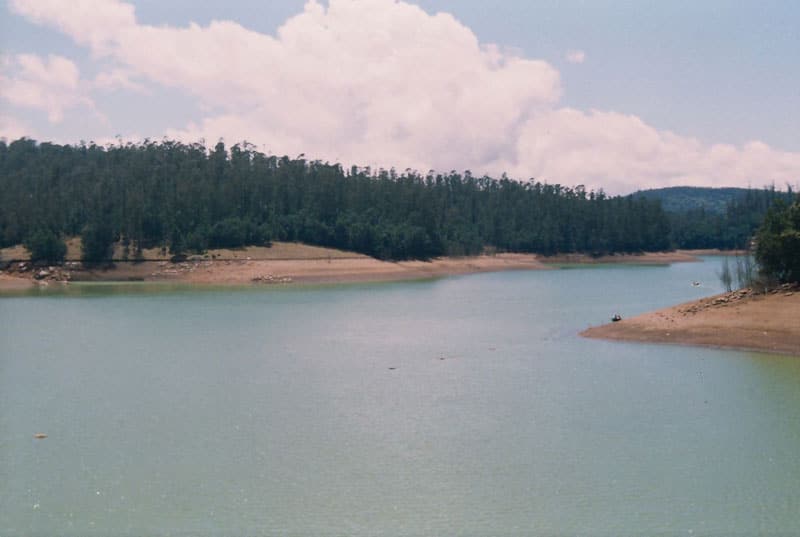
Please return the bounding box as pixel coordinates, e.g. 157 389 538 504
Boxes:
69 252 551 285
0 242 551 289
582 287 800 356
0 273 34 290
0 243 720 291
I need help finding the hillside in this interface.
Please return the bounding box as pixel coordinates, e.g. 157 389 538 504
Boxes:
0 138 672 261
633 186 796 250
632 186 751 214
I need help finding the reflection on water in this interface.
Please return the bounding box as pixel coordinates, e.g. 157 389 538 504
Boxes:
1 258 799 536
2 281 246 297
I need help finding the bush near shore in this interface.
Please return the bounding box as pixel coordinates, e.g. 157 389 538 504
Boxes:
755 197 800 284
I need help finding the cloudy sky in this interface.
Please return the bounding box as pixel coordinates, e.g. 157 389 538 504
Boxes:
1 0 799 194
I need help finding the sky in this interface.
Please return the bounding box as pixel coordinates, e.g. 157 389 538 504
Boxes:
1 0 799 194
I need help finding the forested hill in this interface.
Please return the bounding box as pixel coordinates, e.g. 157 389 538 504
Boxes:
1 139 791 261
633 186 751 214
0 138 673 261
631 186 795 250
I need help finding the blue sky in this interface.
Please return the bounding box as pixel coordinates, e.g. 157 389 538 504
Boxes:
1 0 799 193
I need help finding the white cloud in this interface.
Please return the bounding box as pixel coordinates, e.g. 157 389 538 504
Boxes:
92 68 150 94
565 49 586 64
0 53 95 123
9 0 800 193
509 109 800 192
0 114 36 141
8 0 136 55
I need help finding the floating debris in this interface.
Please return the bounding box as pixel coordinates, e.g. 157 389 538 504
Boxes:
33 433 47 439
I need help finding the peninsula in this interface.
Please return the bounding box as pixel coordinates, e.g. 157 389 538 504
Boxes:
582 285 800 356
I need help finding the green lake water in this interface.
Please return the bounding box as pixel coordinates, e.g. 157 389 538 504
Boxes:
1 257 799 536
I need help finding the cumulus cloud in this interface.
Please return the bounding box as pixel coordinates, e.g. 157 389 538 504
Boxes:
92 68 150 94
0 114 35 141
30 0 559 173
0 53 95 123
8 0 800 193
510 109 800 193
565 49 586 64
8 0 136 55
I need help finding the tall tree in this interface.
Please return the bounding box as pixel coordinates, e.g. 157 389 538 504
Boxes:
755 197 800 283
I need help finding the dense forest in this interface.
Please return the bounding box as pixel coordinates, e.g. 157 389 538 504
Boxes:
634 186 752 213
0 138 793 263
657 188 795 250
0 138 674 262
755 197 800 283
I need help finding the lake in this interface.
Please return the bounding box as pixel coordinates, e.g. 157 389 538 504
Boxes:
2 257 799 536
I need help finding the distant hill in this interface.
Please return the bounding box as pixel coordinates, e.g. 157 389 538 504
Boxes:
631 186 797 250
632 186 751 214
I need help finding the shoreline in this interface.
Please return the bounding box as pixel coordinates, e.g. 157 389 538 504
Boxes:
539 250 702 265
0 250 550 291
582 286 800 357
79 253 552 286
0 245 713 292
0 273 36 291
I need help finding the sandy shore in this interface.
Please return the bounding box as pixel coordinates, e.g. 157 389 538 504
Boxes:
0 273 34 291
74 253 550 285
0 244 717 291
0 243 550 289
582 287 800 356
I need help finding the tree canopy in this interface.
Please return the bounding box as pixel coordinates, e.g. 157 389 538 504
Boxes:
635 185 795 250
5 138 788 262
755 196 800 283
0 138 678 261
23 227 66 265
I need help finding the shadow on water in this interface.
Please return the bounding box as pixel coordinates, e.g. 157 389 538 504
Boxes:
0 277 443 299
1 281 222 298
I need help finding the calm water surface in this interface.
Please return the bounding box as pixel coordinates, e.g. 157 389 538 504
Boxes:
1 257 799 536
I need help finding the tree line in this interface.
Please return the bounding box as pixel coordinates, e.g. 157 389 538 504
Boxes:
755 196 800 284
667 187 795 250
1 138 676 263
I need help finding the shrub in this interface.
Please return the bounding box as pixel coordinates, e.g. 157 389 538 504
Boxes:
24 228 67 264
755 198 800 283
81 222 115 264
